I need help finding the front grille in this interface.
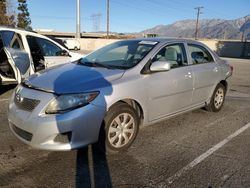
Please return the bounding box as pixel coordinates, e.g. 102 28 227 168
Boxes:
14 95 40 112
11 123 33 142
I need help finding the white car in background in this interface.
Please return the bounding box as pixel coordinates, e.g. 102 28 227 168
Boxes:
0 27 82 85
63 39 81 50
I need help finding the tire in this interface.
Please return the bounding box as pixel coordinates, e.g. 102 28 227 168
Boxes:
99 103 139 153
206 83 226 112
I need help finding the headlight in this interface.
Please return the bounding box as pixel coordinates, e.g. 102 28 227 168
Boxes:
45 92 99 114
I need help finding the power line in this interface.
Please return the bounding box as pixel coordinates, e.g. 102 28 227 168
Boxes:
91 13 102 32
31 15 91 21
110 20 148 31
144 0 193 14
111 0 168 19
194 6 203 39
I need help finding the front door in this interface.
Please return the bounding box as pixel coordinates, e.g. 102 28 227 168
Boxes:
147 43 194 121
35 37 71 67
26 36 71 70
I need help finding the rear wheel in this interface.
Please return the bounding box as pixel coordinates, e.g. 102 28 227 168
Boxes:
99 103 139 153
206 83 226 112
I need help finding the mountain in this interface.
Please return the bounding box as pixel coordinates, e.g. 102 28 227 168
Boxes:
140 16 250 39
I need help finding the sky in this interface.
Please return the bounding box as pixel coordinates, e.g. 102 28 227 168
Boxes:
27 0 250 33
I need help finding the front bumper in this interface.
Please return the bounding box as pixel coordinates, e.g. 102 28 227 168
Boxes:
8 86 106 151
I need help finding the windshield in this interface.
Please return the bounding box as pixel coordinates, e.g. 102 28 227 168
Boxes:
80 40 158 69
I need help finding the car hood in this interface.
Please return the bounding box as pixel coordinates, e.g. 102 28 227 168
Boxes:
24 63 125 94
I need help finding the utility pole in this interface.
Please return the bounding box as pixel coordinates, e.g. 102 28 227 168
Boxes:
106 0 110 38
76 0 81 38
241 15 249 58
241 16 249 42
194 6 203 40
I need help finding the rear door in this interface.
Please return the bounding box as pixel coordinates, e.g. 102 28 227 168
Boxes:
187 43 220 105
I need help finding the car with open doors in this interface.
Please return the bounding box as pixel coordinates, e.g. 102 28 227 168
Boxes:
0 27 82 85
8 38 233 153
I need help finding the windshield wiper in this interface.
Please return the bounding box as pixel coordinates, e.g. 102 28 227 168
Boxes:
80 61 115 69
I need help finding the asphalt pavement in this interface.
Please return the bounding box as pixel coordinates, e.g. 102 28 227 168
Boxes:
0 58 250 188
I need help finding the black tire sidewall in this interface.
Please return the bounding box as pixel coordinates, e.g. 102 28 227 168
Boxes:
102 103 139 153
210 83 226 112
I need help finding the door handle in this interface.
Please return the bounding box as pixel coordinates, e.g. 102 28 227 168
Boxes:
185 72 192 78
213 67 219 72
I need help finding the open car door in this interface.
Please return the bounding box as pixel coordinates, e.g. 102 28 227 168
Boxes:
3 47 31 84
0 30 32 85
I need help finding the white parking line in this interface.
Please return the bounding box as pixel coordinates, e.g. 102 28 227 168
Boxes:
0 99 9 102
167 122 250 184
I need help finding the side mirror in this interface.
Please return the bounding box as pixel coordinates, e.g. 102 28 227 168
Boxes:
150 61 171 72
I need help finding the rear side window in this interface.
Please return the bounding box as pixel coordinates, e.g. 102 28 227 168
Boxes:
1 31 24 50
27 36 40 52
27 36 63 57
188 44 214 64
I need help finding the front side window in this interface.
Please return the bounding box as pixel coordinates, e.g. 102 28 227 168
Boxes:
1 31 24 50
152 43 188 68
188 44 214 64
80 40 157 69
35 38 62 56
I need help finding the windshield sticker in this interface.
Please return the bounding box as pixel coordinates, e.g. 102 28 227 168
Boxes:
139 41 158 45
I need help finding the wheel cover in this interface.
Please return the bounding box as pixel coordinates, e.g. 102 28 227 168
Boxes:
214 88 224 109
108 113 135 148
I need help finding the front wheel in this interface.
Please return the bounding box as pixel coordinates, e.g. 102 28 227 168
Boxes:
206 83 226 112
99 103 139 153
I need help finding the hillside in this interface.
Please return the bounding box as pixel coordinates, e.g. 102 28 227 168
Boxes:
140 16 250 39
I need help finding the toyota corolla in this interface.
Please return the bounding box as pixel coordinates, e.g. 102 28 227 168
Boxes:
8 38 233 153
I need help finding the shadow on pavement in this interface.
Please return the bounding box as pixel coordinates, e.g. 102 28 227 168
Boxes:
76 144 112 188
49 62 114 187
0 84 16 96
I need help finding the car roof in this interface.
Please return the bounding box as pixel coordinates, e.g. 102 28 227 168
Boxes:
0 26 51 39
125 37 205 45
122 37 211 51
0 26 68 50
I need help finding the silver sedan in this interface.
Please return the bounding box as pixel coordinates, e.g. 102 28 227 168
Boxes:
8 38 233 153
